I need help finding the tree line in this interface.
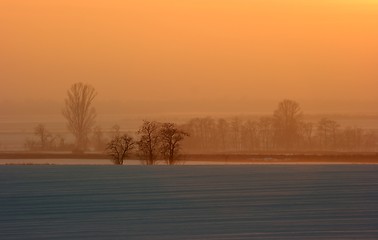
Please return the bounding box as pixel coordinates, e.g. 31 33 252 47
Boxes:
24 123 69 151
24 83 189 165
24 83 378 163
180 100 377 153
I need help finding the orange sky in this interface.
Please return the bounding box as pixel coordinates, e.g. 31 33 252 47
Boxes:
0 0 377 114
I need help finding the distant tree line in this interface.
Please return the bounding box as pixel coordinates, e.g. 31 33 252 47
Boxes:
24 124 71 151
181 100 377 153
23 83 378 160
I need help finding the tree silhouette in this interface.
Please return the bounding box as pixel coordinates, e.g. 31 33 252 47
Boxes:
34 124 51 150
159 123 189 165
273 99 302 150
62 82 97 153
106 134 135 165
137 121 160 165
317 118 340 150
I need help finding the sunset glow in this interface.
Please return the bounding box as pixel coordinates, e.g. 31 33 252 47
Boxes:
1 0 377 114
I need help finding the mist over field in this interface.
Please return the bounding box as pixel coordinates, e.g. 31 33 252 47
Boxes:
1 0 377 153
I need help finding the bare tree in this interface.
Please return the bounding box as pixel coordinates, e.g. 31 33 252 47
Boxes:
137 121 160 165
106 134 135 165
341 127 363 151
317 118 340 150
34 123 51 150
230 117 242 152
159 123 189 165
62 82 97 153
273 99 303 150
216 118 229 151
180 118 202 152
241 120 259 152
297 121 314 150
258 117 274 151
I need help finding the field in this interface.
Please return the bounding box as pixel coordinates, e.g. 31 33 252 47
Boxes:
1 165 378 239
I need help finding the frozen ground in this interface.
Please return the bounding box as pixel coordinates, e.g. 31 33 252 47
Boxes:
1 165 378 239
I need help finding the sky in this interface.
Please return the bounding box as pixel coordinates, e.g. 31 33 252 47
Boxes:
0 0 377 115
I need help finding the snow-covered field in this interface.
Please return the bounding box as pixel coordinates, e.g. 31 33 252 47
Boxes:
1 165 377 239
